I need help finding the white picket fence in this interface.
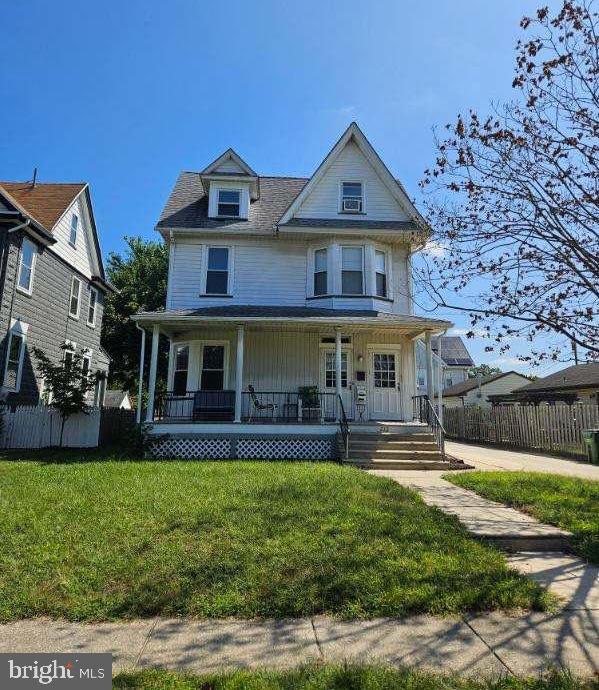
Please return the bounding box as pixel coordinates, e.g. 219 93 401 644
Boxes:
0 406 100 449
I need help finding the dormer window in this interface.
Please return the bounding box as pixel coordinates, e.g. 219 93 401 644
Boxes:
217 189 241 217
341 182 363 213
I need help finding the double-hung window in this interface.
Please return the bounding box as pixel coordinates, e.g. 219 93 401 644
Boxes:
173 345 189 395
341 182 363 213
87 288 98 326
69 277 82 318
375 250 387 298
217 190 240 217
205 247 230 295
64 348 75 369
69 213 78 246
325 350 348 389
4 331 25 390
341 246 363 295
82 353 91 377
313 248 327 296
17 238 36 294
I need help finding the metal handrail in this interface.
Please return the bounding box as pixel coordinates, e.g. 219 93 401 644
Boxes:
338 394 350 459
413 395 445 457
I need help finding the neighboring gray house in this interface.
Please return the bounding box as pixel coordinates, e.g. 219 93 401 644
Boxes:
0 179 113 407
416 335 475 395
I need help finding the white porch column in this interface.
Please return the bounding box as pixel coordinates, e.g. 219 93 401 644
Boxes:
335 328 342 420
425 331 434 401
135 326 146 424
234 325 244 423
437 331 446 427
145 324 160 423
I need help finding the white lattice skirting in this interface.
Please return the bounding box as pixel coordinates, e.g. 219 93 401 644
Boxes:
145 436 334 460
237 437 332 460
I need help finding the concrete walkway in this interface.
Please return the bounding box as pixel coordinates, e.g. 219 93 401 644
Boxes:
446 441 599 479
0 611 597 677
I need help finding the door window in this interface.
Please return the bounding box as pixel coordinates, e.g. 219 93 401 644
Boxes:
373 353 396 388
201 345 225 390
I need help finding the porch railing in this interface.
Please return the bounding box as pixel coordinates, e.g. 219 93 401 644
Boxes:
338 394 350 459
412 394 445 456
154 390 340 423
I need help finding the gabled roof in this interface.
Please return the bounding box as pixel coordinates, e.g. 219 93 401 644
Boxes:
0 181 86 232
277 122 427 228
432 336 475 367
516 363 599 393
443 371 529 397
201 148 257 177
0 180 112 289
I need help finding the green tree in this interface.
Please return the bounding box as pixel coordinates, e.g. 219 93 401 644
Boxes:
101 237 168 397
468 364 502 379
33 345 99 447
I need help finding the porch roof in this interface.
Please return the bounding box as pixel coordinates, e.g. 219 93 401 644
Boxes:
132 305 452 335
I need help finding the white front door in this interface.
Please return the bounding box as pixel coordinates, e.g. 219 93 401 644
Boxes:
320 349 353 419
368 348 402 420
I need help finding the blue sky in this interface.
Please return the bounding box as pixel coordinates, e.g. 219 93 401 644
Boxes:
0 0 563 375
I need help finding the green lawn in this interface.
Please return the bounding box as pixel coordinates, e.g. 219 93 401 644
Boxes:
113 666 597 690
445 471 599 565
0 454 549 621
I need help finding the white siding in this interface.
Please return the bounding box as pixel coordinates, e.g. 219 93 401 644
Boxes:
168 237 411 314
50 195 95 278
444 373 531 408
294 141 410 221
213 159 246 173
169 327 416 421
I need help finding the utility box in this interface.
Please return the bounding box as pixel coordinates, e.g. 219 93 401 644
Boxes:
582 429 599 464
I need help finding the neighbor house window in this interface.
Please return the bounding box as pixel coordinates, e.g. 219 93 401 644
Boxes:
314 248 327 296
17 238 36 294
64 349 75 369
205 247 230 294
341 246 363 294
217 190 240 217
69 213 79 246
325 351 348 388
375 250 387 298
69 277 81 318
341 182 363 213
4 331 25 391
87 288 98 326
173 345 189 395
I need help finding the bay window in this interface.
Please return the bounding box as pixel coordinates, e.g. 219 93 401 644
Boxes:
341 246 363 295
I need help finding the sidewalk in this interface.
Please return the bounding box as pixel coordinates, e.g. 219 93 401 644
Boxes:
0 610 597 677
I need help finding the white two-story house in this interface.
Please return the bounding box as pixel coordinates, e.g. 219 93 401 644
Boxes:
134 123 451 460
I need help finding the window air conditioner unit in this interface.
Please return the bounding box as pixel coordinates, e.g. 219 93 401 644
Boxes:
342 197 362 213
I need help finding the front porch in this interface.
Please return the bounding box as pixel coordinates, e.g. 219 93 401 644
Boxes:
133 307 450 460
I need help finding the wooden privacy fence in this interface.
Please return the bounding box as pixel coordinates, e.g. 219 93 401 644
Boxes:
444 403 599 459
99 407 136 446
0 406 100 449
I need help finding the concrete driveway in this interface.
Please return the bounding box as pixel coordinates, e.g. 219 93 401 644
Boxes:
446 441 599 480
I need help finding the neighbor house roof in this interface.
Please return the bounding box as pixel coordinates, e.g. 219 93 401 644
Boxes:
157 174 308 233
432 335 475 367
443 371 528 397
516 363 599 393
0 181 86 231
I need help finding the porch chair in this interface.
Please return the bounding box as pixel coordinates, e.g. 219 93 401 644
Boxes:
247 385 278 422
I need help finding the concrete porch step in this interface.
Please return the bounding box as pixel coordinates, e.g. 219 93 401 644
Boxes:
348 448 443 459
345 458 450 470
349 441 439 451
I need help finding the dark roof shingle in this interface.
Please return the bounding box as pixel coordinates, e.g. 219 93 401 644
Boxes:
518 363 599 393
157 174 308 233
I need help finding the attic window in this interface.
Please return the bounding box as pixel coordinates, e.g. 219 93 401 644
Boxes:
341 182 363 213
217 190 240 217
69 213 79 246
